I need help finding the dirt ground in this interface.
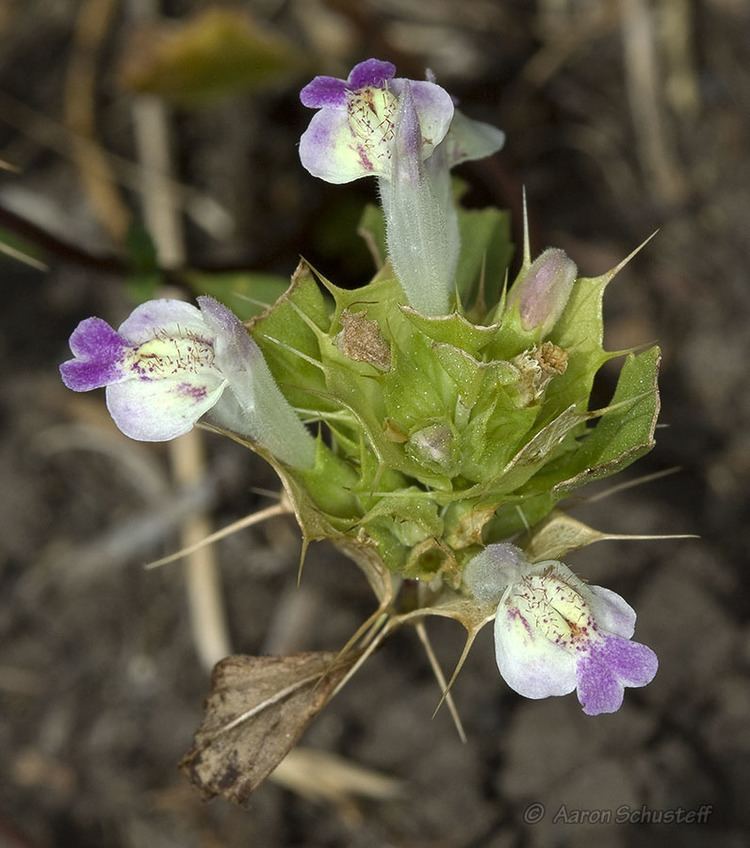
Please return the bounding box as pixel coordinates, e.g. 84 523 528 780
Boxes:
1 1 749 846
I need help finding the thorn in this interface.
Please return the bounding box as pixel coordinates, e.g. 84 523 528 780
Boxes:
415 621 467 744
602 230 659 283
297 538 310 587
432 630 479 720
144 503 289 569
584 466 681 503
522 186 531 269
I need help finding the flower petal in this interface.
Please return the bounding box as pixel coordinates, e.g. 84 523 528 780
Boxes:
347 58 395 90
300 75 348 108
576 651 624 716
576 635 658 715
599 635 658 687
389 79 454 157
60 317 131 391
106 374 226 441
299 106 382 183
587 585 637 639
118 299 209 345
494 601 577 699
197 296 262 386
442 109 505 168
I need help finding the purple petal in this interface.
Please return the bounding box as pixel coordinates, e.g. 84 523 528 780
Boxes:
347 58 396 90
576 635 658 715
576 652 624 716
118 299 209 345
389 79 454 156
300 75 348 108
106 374 226 441
600 635 658 687
60 317 131 391
587 586 636 639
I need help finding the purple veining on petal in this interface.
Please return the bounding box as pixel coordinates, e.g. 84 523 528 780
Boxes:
394 81 423 161
60 317 131 392
357 145 374 172
347 58 396 90
300 75 348 108
576 635 658 715
178 382 208 400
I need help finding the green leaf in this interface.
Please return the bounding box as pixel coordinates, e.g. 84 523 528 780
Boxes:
185 271 290 320
542 273 610 420
455 207 513 312
249 262 333 411
357 204 387 269
530 346 661 495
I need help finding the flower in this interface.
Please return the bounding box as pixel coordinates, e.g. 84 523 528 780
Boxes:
60 296 315 468
298 58 454 184
464 544 658 715
298 58 506 316
507 248 578 337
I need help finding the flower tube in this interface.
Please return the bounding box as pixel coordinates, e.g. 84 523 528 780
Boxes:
60 296 315 468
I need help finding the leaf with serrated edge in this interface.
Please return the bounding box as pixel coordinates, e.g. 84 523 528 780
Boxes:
180 651 354 803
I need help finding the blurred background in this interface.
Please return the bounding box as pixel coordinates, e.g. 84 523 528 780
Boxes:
1 0 749 846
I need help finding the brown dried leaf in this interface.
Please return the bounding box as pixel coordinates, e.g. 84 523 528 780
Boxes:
180 651 354 804
522 510 605 562
120 8 303 105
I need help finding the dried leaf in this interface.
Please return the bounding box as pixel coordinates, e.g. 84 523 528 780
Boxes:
522 510 604 561
521 509 697 562
120 9 303 105
181 651 354 803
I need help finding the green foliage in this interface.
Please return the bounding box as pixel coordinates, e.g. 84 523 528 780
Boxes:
185 271 290 320
234 210 660 587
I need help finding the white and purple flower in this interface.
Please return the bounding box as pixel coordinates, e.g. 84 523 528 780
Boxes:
464 543 658 715
298 58 505 316
299 58 454 184
60 296 315 468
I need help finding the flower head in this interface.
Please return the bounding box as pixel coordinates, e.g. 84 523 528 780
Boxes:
464 544 658 715
60 296 314 468
299 58 454 184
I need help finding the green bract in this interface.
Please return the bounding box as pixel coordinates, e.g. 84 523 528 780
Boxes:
223 203 660 593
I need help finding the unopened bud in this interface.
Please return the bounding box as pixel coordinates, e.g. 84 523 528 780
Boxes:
509 248 577 337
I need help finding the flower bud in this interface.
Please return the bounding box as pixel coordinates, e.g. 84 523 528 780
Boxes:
509 248 577 337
